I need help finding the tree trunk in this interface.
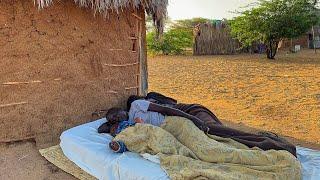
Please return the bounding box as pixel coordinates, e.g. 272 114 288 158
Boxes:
312 26 317 54
266 39 279 59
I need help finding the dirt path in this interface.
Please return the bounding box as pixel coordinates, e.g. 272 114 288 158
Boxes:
149 50 320 147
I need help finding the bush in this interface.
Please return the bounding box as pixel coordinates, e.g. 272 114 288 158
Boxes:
147 28 193 55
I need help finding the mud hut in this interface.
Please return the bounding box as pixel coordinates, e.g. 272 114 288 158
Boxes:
193 21 240 55
0 0 168 145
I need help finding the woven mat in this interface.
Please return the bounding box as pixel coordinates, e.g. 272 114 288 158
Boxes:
39 145 96 180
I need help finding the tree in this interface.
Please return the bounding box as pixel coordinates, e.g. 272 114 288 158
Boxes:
147 28 193 55
230 0 319 59
146 17 206 55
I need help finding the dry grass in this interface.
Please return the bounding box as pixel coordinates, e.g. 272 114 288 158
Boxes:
149 50 320 145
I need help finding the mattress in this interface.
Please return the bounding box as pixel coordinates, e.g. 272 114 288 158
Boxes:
60 119 320 180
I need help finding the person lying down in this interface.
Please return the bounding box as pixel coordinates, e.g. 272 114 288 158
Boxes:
99 99 210 153
101 111 301 179
99 98 297 157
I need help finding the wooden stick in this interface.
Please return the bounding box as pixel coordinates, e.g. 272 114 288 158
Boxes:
107 90 118 94
1 136 35 143
104 62 139 67
54 78 62 81
0 102 28 108
129 37 138 40
2 81 42 85
131 13 142 21
125 86 139 90
109 48 123 51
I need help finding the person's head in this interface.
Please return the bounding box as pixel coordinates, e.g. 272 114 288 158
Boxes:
127 95 145 111
106 108 128 124
98 121 120 134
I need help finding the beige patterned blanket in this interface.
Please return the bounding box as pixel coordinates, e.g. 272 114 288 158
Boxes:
114 116 301 180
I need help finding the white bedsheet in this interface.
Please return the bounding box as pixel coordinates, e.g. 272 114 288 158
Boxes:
60 119 320 180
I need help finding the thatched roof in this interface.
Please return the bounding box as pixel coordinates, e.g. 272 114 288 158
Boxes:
35 0 168 34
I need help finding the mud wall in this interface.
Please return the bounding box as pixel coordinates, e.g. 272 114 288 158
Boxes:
0 0 146 144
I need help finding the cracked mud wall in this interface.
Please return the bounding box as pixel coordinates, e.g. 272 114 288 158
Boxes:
0 0 146 144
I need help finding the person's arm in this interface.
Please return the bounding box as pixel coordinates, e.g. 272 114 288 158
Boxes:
134 117 144 124
148 102 208 131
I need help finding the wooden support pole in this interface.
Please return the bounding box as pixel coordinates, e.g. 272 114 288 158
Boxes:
137 10 148 96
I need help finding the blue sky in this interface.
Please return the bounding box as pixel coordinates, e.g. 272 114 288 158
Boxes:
168 0 258 20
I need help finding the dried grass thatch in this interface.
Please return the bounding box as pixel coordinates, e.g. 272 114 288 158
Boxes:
193 23 241 55
34 0 168 34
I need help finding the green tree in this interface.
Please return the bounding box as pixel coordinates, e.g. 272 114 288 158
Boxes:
146 17 210 55
230 0 319 59
147 28 193 55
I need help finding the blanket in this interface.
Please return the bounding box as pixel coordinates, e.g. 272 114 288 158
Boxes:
114 116 301 180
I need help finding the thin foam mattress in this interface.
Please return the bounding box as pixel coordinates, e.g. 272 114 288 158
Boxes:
60 119 320 180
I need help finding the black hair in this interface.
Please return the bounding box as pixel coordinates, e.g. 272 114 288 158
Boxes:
98 122 112 133
97 107 127 134
106 108 123 118
127 95 145 111
106 108 128 122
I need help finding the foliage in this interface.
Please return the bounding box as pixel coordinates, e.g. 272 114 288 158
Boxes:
230 0 320 59
147 17 210 55
171 18 210 30
147 28 193 55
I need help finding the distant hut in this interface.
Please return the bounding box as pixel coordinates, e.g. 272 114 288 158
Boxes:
0 0 168 144
193 20 240 55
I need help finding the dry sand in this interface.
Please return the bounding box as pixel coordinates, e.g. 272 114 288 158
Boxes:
149 50 320 147
0 141 76 180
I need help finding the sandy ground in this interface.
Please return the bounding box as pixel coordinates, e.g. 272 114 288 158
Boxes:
0 141 76 180
149 50 320 147
1 50 319 179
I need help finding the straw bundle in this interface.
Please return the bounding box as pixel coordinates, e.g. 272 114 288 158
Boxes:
34 0 168 34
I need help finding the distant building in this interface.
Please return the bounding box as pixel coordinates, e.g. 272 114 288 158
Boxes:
193 21 241 55
279 26 320 50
